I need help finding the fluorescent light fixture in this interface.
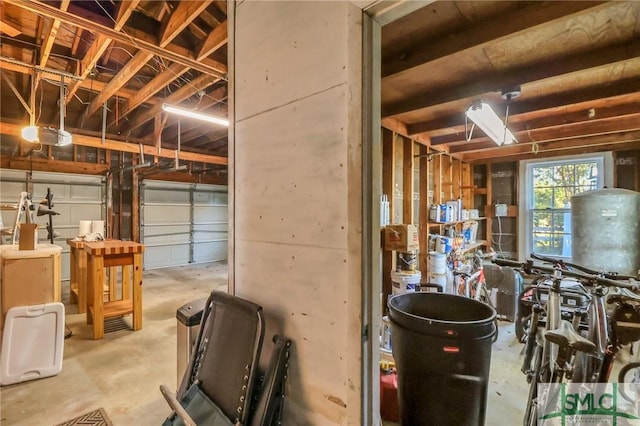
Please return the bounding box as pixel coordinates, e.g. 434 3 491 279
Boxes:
162 104 229 127
465 101 517 146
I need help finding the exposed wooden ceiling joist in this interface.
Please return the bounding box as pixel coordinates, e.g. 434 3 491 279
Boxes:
384 38 640 119
460 130 640 163
452 112 640 154
413 78 640 139
0 121 228 165
105 19 227 128
81 0 211 122
123 74 221 133
38 0 70 68
382 1 607 79
159 1 212 47
3 0 226 79
62 0 141 102
111 63 190 127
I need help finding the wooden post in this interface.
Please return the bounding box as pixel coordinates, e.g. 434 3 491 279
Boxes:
382 128 395 313
403 137 414 224
132 252 143 331
132 162 140 243
419 145 429 276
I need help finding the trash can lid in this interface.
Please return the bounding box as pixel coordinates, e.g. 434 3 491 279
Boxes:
176 297 208 326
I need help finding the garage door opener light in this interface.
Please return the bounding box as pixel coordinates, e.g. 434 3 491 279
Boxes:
21 73 72 146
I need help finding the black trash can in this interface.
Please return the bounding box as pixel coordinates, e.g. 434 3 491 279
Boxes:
388 292 496 426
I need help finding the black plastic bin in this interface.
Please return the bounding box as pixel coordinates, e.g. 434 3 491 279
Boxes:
388 292 496 426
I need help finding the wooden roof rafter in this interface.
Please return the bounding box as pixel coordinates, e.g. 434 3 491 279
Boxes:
79 0 213 125
65 0 141 103
106 19 227 129
122 73 221 134
3 0 226 78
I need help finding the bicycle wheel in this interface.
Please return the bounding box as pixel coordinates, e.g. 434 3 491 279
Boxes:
618 362 640 403
524 345 545 426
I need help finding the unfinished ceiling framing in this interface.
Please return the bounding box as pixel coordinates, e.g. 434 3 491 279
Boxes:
0 0 228 176
381 1 640 163
1 1 639 173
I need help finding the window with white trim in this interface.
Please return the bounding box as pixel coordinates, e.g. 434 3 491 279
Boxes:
527 157 604 257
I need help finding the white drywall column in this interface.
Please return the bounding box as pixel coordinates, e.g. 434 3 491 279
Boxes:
231 2 364 424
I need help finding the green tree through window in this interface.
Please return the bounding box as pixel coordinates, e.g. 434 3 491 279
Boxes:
530 160 599 257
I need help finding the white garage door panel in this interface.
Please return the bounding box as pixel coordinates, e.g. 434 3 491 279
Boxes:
144 245 190 269
0 170 104 281
143 224 191 238
142 181 227 269
193 241 227 263
193 205 226 223
144 205 190 224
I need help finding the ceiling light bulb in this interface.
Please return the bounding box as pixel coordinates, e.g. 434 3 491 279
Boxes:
21 125 39 143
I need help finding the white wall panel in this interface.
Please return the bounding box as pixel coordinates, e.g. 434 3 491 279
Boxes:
233 2 363 424
235 86 348 249
235 1 348 121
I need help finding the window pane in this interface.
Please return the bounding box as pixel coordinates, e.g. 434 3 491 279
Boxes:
553 188 574 209
529 158 602 258
533 166 554 186
554 164 575 186
533 211 552 232
533 188 552 209
533 232 554 254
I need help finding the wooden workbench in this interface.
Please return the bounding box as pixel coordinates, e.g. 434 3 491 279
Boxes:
84 240 144 340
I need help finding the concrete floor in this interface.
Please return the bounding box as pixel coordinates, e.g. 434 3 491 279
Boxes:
3 262 610 426
0 262 229 426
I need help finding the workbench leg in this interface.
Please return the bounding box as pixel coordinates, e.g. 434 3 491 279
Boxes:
69 247 78 305
108 267 117 301
122 264 132 300
90 255 105 339
78 249 87 314
86 253 94 325
132 253 143 331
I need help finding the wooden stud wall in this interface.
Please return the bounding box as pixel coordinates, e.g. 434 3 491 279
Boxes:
380 128 474 282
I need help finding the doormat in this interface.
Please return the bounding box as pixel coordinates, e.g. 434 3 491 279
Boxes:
55 407 112 426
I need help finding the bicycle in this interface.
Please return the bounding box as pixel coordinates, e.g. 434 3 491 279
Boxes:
612 290 640 403
528 254 640 387
493 256 638 426
452 250 499 340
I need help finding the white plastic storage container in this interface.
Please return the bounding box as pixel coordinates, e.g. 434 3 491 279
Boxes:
1 302 65 386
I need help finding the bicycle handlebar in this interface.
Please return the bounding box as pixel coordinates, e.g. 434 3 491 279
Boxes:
492 258 639 290
529 253 637 281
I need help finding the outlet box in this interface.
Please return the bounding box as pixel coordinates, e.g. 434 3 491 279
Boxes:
495 203 508 217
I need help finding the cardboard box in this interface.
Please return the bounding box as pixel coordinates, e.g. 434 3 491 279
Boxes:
18 223 37 250
384 224 419 252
